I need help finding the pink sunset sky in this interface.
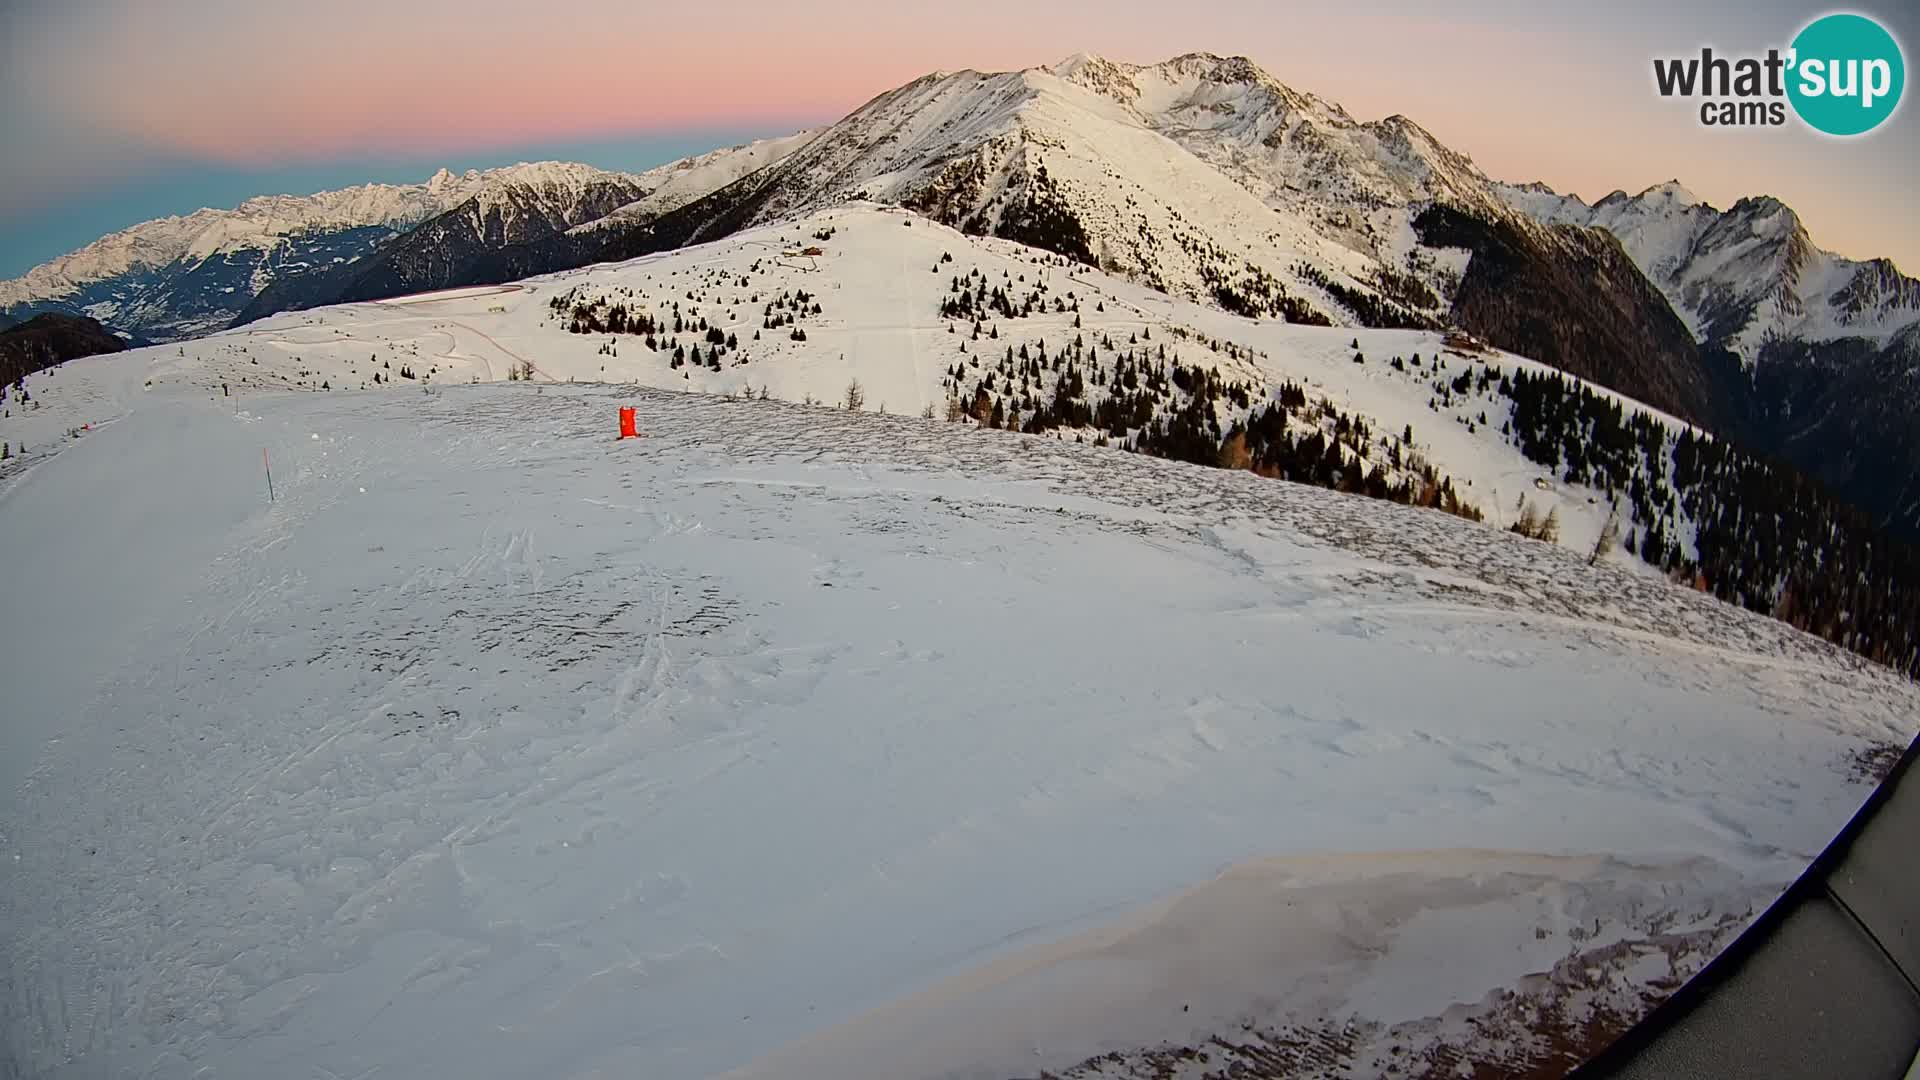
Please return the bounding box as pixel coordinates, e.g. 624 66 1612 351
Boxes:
3 0 1915 271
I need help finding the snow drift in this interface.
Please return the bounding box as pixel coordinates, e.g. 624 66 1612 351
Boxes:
2 364 1914 1078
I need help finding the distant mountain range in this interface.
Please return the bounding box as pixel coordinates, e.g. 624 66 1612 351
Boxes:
4 52 1917 536
0 158 755 342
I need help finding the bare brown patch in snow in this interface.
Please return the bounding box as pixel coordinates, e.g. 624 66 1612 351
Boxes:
725 851 1768 1080
1039 911 1743 1080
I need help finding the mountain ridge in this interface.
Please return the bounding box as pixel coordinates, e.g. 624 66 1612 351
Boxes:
0 155 785 342
0 313 128 391
1497 178 1920 357
0 162 619 304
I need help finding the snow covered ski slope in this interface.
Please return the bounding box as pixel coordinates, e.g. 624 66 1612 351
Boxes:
3 366 1916 1078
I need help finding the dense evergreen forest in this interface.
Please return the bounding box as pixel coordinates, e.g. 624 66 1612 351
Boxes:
1500 367 1920 678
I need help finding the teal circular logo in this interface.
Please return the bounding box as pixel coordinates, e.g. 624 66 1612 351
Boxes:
1787 13 1905 135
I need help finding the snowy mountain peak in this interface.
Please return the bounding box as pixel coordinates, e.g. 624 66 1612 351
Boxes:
1052 50 1324 118
1049 51 1099 78
665 52 1496 330
1153 51 1271 84
469 160 630 188
1045 52 1141 99
1726 194 1800 232
1026 50 1504 230
1497 177 1915 359
446 162 651 222
1637 179 1701 206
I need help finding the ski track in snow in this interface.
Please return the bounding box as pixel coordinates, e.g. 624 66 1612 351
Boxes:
1 378 1916 1079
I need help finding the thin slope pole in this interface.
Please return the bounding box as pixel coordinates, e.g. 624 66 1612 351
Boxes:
263 448 275 503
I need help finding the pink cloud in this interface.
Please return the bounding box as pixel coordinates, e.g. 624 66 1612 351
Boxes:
44 0 1013 165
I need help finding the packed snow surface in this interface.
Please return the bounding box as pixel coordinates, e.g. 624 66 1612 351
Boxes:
3 206 1917 1079
3 378 1914 1079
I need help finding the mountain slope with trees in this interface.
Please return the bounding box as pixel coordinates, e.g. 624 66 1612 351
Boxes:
0 313 127 389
